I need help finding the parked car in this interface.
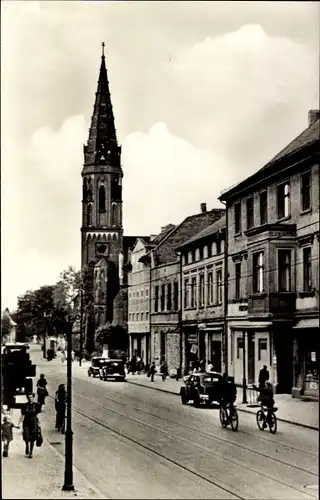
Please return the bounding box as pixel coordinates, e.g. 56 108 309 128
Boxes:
88 357 108 378
180 372 223 407
99 359 126 381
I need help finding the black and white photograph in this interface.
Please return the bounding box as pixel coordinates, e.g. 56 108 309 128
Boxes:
1 1 319 498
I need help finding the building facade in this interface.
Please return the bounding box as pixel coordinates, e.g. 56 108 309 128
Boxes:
220 110 319 398
176 216 226 375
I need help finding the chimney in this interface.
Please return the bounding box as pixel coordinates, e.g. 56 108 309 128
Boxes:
200 203 207 213
308 110 320 126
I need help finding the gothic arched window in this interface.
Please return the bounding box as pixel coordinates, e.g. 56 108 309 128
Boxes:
111 203 117 226
99 185 106 212
87 204 92 226
83 179 88 201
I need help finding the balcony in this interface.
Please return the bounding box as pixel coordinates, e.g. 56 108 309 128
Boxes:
249 292 296 317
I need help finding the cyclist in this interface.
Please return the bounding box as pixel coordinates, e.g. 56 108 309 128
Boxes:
220 373 237 421
253 382 275 428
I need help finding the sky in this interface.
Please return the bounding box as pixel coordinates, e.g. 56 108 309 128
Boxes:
2 1 319 311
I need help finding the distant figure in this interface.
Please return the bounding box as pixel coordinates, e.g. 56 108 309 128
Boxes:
71 350 75 362
36 374 48 407
160 360 168 381
129 356 137 375
149 362 156 382
258 365 270 389
55 384 67 434
2 415 19 457
61 350 66 363
206 360 213 372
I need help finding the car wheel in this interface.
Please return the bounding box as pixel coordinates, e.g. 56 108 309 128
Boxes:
180 388 188 405
193 391 200 408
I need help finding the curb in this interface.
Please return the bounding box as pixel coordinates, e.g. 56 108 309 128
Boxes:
126 380 319 432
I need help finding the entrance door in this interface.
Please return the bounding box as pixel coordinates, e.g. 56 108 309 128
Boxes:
211 341 221 373
247 332 255 384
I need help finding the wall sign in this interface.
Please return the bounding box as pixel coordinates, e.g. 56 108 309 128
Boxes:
310 382 318 390
311 352 316 362
187 333 198 344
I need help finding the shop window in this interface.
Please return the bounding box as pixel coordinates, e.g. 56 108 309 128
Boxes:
154 286 159 312
199 274 205 307
246 196 254 230
301 170 311 212
207 271 213 305
166 283 172 311
303 247 312 291
253 252 264 293
216 268 222 304
237 338 244 359
235 262 241 299
258 339 268 361
234 201 241 234
160 284 165 311
278 249 291 292
184 278 189 308
277 182 290 219
191 276 197 307
260 190 268 225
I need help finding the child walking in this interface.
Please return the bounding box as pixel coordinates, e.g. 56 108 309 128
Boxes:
2 415 19 457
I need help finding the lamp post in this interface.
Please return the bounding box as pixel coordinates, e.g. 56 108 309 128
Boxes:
79 289 84 367
43 312 50 359
62 315 74 492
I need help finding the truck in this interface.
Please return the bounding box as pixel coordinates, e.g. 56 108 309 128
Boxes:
1 343 36 409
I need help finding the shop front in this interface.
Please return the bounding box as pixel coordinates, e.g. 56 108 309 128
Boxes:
292 319 319 400
183 326 198 374
203 326 223 373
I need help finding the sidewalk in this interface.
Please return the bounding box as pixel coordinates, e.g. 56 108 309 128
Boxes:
2 405 104 499
124 373 319 431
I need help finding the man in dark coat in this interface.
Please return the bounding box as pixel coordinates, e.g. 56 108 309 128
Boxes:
258 365 270 388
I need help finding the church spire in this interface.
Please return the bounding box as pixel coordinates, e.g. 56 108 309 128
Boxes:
84 43 120 167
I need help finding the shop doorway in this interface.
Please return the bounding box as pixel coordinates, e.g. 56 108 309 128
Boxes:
210 341 221 373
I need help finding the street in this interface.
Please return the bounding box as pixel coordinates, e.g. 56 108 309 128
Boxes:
9 347 316 500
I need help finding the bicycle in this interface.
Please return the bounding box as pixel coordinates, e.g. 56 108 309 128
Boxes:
256 405 278 434
219 402 239 432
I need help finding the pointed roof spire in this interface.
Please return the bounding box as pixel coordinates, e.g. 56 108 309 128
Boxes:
84 43 120 168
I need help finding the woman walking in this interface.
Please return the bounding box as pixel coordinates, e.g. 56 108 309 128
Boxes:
55 384 67 434
36 374 48 407
18 393 41 459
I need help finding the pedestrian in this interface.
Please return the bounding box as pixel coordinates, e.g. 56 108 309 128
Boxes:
149 361 156 382
61 350 66 363
36 374 48 407
258 365 270 389
206 360 213 372
130 356 137 375
71 350 75 362
18 393 42 459
55 384 67 433
160 360 168 381
2 415 19 457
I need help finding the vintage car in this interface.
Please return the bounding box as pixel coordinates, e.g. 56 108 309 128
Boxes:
99 359 126 381
87 357 108 378
180 372 223 407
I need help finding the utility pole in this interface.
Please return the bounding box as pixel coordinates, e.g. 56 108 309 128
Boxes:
62 317 74 492
79 289 84 367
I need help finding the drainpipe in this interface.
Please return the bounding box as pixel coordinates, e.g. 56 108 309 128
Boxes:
221 201 228 374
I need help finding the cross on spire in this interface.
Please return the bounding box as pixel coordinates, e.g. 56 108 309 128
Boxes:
101 42 105 57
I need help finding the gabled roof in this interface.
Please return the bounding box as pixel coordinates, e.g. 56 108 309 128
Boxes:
220 114 320 201
176 215 226 250
2 308 17 327
151 209 225 266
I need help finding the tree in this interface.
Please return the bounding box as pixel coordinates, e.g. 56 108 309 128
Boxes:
15 286 55 342
95 323 128 357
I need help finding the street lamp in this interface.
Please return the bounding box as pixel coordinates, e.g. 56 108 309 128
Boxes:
62 315 74 492
43 312 50 359
79 289 84 367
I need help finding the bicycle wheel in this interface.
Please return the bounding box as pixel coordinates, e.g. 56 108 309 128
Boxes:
256 410 265 431
269 413 277 434
219 407 228 428
230 409 239 432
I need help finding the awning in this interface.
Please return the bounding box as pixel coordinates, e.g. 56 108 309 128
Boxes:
293 318 319 329
230 322 272 330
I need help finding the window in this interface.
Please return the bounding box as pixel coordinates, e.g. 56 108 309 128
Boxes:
160 332 166 359
191 276 197 308
166 283 172 311
237 338 244 359
253 252 264 293
184 278 189 308
192 249 196 262
246 196 254 230
235 262 241 299
260 190 268 225
146 312 149 322
216 240 221 255
87 204 92 226
146 288 149 297
207 271 213 305
207 244 212 258
278 249 291 292
216 268 222 304
199 247 203 260
137 290 139 298
99 185 106 211
111 204 118 225
160 284 165 311
184 253 189 265
234 202 241 234
258 339 268 361
199 274 205 307
303 247 312 291
277 182 290 219
141 312 144 321
154 286 159 312
173 281 179 311
301 171 311 212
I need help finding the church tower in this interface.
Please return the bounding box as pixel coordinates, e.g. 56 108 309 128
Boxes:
81 43 123 327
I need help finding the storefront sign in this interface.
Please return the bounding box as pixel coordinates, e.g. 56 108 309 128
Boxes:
311 352 316 362
187 333 198 344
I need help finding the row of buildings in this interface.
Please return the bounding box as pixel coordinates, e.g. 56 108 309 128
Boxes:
79 47 318 400
127 110 319 399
